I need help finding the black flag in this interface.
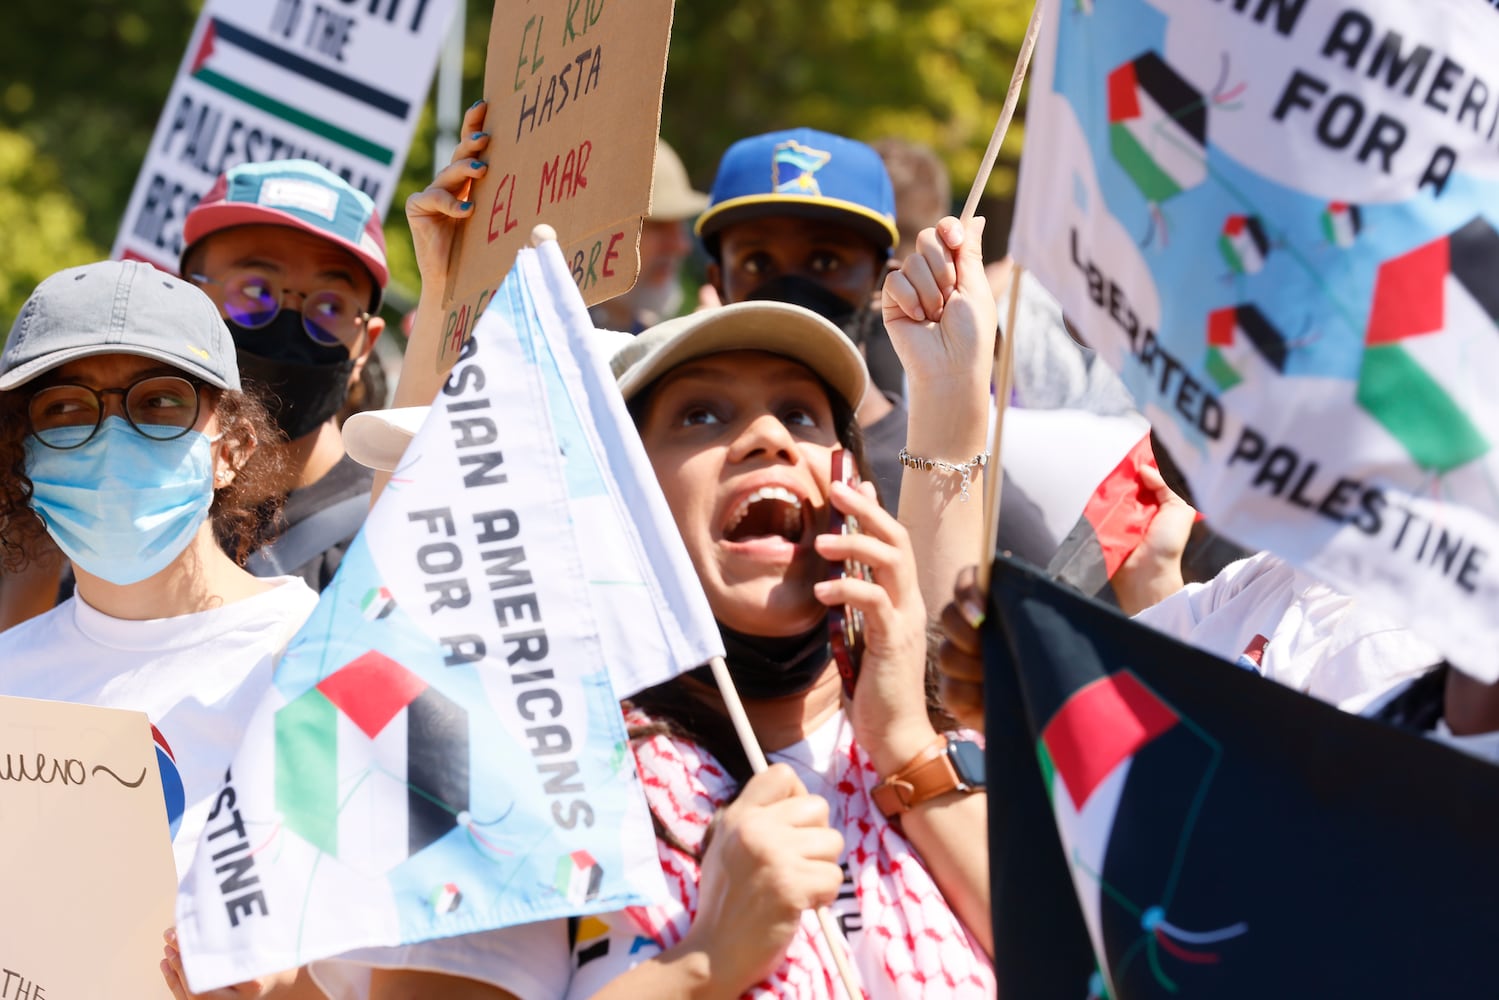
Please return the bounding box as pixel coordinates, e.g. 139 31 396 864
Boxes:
983 556 1499 998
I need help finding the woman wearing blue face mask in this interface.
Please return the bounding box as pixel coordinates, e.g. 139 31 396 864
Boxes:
0 260 323 997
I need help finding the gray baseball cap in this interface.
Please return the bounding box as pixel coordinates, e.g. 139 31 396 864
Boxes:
1 260 240 391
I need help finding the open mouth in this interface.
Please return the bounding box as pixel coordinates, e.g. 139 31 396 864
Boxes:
722 486 808 544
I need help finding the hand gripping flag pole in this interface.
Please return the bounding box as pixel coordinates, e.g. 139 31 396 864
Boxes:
707 655 864 1000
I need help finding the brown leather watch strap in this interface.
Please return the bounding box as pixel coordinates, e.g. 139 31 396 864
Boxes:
870 735 961 818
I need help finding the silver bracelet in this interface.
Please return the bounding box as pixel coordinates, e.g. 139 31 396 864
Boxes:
897 448 989 502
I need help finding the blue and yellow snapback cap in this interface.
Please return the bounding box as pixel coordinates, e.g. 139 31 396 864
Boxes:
696 128 899 259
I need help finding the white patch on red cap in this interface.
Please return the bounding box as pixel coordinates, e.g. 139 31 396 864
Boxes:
359 230 386 267
259 178 339 220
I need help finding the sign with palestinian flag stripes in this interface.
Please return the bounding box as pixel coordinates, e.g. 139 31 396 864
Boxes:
173 241 722 990
112 0 456 269
983 555 1499 998
1010 0 1499 680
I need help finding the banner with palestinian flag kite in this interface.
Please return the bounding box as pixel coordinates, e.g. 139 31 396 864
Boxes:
982 555 1499 998
173 241 723 989
1009 0 1499 679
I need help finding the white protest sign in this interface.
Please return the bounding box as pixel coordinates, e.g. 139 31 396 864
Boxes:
112 0 457 269
1011 0 1499 677
0 695 177 998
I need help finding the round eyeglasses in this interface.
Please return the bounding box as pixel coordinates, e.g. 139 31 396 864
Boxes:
191 269 371 349
28 375 203 450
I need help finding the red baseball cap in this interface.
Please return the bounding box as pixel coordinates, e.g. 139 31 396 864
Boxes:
182 160 388 310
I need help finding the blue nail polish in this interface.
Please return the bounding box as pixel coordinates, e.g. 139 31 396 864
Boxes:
458 201 473 211
468 98 486 109
469 131 489 141
471 159 486 169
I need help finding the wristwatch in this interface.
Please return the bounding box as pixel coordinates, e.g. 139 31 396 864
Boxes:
871 734 986 819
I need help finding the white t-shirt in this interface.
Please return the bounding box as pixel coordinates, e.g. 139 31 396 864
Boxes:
313 713 992 1000
0 577 318 878
1134 551 1441 713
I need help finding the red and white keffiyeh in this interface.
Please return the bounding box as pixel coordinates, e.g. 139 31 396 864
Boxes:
621 710 995 999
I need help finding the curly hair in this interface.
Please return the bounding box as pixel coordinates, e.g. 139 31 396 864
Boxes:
0 380 284 573
210 386 288 565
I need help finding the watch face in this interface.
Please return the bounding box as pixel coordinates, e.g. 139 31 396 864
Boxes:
949 738 986 788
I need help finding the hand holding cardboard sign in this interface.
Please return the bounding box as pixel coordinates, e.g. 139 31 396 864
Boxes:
407 101 494 297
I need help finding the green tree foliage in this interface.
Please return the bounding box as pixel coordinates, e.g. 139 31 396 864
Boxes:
2 0 1035 334
661 0 1030 207
0 130 98 325
3 2 202 332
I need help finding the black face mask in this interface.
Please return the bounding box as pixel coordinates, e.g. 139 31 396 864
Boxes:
745 275 880 348
229 312 356 441
687 619 832 700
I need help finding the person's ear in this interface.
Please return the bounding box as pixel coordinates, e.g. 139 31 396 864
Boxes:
706 260 724 297
214 419 257 490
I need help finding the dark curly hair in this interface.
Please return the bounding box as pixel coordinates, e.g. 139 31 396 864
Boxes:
0 379 285 573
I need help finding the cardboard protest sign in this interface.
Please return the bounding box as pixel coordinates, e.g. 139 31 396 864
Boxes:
176 240 720 990
1010 0 1499 678
436 0 675 375
111 0 456 270
0 695 176 998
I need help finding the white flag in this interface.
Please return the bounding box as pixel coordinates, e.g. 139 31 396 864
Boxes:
176 241 720 990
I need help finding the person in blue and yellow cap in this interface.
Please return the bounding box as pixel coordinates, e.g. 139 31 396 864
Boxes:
696 128 911 510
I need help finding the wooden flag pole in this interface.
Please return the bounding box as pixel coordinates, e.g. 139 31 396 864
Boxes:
961 0 1046 589
960 0 1048 223
707 656 864 999
980 264 1024 593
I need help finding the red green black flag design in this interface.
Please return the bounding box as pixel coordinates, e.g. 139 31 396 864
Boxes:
984 556 1499 998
